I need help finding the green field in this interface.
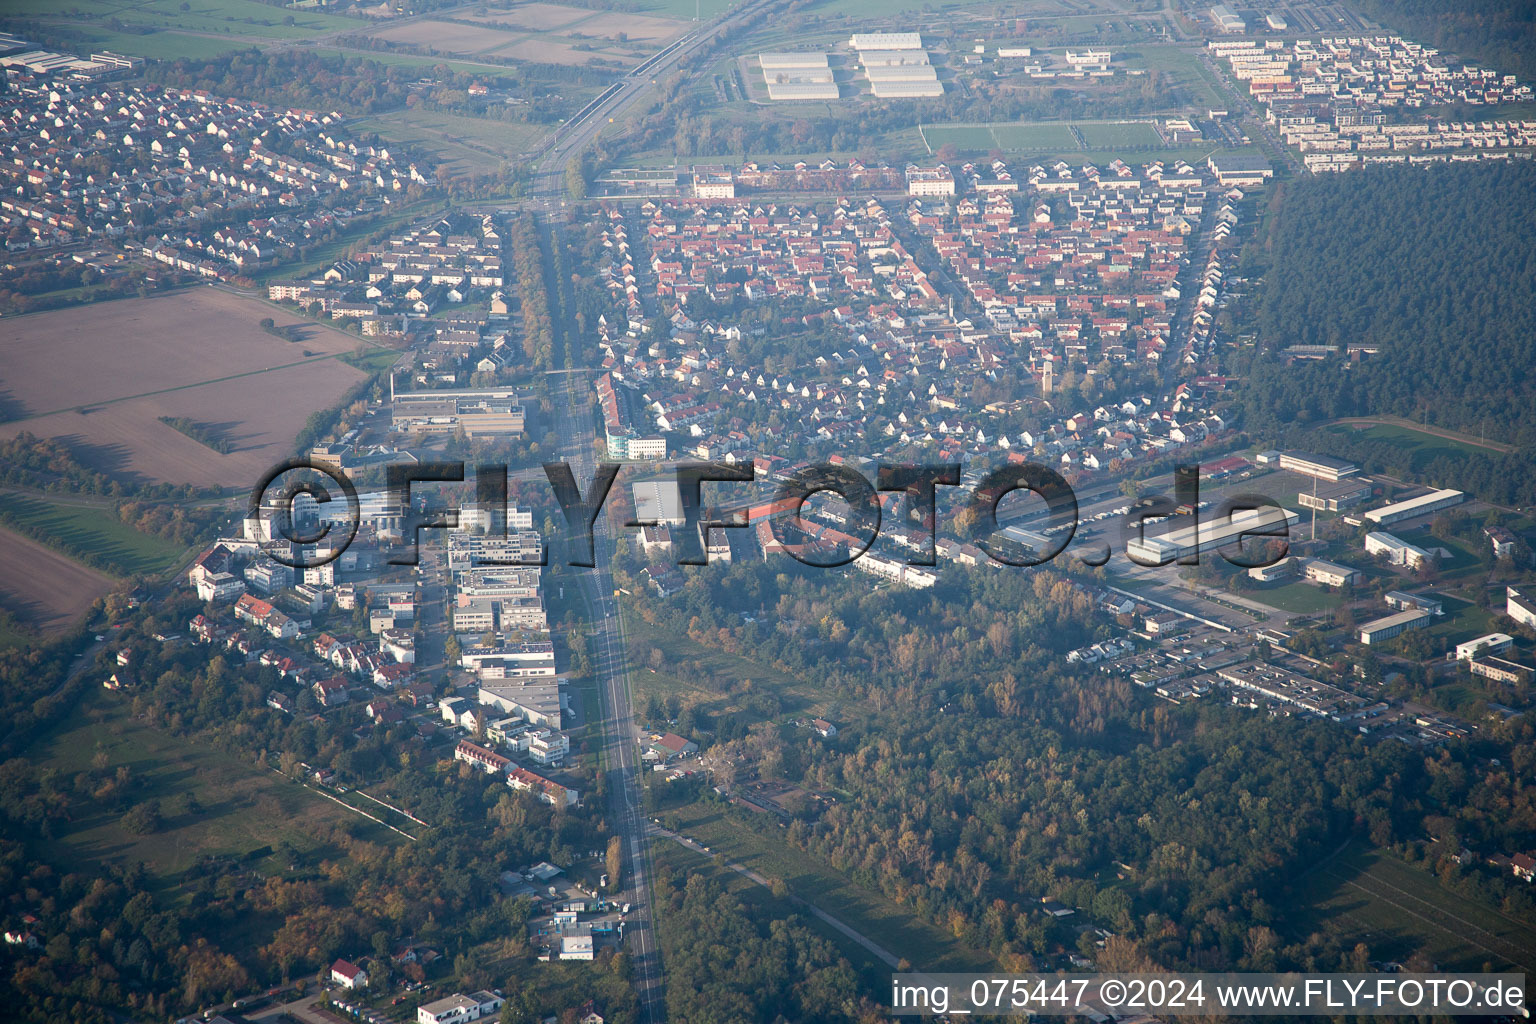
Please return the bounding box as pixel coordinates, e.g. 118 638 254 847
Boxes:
1291 843 1536 972
50 26 252 61
649 839 898 994
311 47 527 78
1248 580 1343 615
989 122 1082 150
1323 419 1514 472
1078 120 1164 148
631 0 739 18
8 0 356 39
623 605 830 721
0 492 191 578
352 109 549 174
29 689 388 899
922 119 1206 156
657 797 990 972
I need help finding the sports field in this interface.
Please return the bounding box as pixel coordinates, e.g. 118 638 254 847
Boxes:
0 290 370 489
921 120 1165 154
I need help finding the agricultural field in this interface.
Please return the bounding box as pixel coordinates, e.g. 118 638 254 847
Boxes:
2 0 355 59
0 289 370 489
361 2 690 66
0 525 116 634
0 492 190 578
30 689 391 898
1290 843 1536 972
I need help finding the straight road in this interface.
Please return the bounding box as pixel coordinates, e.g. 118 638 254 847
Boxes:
547 358 665 1022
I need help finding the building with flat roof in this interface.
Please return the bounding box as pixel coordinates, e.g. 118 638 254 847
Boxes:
859 49 930 67
1507 585 1536 628
871 78 944 97
1365 530 1432 569
1298 478 1371 511
759 51 830 70
1455 632 1513 661
1469 655 1534 685
906 165 956 196
1064 49 1112 69
1385 591 1443 616
1359 608 1431 644
764 80 840 100
1210 3 1245 32
633 479 685 526
1364 488 1465 526
849 32 923 50
392 387 527 436
1278 450 1358 481
1301 557 1361 587
1207 152 1273 186
1126 505 1298 566
865 63 940 82
692 166 735 198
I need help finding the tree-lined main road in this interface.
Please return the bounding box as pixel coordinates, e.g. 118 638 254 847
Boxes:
547 365 666 1022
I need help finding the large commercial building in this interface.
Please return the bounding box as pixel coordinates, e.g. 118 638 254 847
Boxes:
759 53 838 100
1364 488 1465 526
870 76 943 97
1359 609 1431 645
1210 3 1245 32
859 49 930 67
392 387 527 436
1126 505 1299 565
479 679 564 728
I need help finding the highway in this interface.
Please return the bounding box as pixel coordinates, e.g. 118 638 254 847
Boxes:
524 0 782 201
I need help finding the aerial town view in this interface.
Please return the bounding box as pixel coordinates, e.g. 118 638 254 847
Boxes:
1 0 1535 1021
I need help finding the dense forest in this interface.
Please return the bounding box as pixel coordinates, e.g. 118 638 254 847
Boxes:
1348 0 1536 83
1236 160 1536 501
621 554 1536 977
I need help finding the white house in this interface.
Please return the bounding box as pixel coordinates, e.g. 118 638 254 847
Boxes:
331 958 367 989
